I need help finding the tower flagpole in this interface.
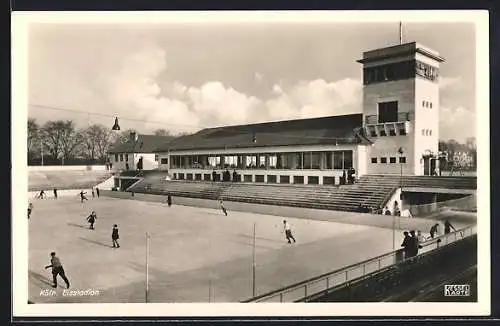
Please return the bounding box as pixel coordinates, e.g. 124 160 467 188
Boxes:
399 21 403 44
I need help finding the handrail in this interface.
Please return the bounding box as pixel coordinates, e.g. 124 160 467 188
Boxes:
379 186 398 211
242 224 476 303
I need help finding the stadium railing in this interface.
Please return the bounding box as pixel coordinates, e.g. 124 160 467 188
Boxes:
242 224 476 303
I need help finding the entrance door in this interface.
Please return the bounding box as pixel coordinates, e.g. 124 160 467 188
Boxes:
430 158 437 176
423 156 430 176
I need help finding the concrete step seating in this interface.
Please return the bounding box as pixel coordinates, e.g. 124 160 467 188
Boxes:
127 176 394 212
360 174 477 190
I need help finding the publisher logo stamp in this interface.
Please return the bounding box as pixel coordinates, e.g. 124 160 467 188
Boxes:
444 284 470 297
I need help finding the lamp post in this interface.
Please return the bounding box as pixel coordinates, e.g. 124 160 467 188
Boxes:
393 147 404 250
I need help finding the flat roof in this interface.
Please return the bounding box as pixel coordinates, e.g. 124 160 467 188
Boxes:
155 113 372 152
357 42 445 64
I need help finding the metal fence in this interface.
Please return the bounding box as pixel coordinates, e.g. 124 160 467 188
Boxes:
244 224 476 303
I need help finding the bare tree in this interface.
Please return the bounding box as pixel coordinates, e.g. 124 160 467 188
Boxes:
111 128 138 145
41 120 81 161
58 120 81 160
153 128 172 136
81 124 114 161
27 118 40 161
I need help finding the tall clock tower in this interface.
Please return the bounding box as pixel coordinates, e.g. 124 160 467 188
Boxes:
357 42 445 175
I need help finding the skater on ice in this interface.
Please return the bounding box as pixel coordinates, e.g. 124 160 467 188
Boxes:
112 224 120 248
27 203 33 219
86 211 97 230
79 190 88 203
282 220 296 244
219 199 228 216
44 252 70 289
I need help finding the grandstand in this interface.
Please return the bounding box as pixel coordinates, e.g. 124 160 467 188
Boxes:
126 173 476 215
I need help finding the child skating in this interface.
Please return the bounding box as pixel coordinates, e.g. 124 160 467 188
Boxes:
112 224 120 248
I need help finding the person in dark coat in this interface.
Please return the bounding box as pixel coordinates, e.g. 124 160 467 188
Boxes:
44 252 70 289
79 190 88 203
86 211 97 230
96 187 100 198
167 194 172 207
428 223 439 239
444 219 456 234
91 188 95 198
28 203 33 219
53 188 58 199
409 230 421 257
112 224 120 248
400 231 412 259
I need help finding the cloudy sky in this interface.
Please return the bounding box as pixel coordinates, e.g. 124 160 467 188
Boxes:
27 20 476 142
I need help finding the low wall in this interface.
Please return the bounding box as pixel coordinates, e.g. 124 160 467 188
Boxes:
409 194 477 217
29 165 107 172
100 190 464 232
28 188 96 199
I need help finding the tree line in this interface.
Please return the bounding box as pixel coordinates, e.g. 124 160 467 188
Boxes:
439 137 477 170
27 118 184 166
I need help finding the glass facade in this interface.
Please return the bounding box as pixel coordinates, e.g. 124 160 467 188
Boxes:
168 150 354 171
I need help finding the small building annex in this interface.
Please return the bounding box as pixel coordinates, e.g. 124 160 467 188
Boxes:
108 133 176 172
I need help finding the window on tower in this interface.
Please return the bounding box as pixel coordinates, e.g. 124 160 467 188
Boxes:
378 101 398 123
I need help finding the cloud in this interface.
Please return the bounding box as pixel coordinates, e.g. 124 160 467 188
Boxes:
439 76 463 90
103 46 262 132
254 72 263 82
265 78 363 120
439 105 476 142
186 81 262 126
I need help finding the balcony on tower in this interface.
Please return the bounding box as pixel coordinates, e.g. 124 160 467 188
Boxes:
364 111 412 137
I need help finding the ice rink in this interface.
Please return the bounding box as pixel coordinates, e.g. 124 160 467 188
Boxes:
27 195 472 303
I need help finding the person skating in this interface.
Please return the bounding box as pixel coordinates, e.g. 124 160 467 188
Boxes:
44 252 70 289
79 190 88 203
167 194 172 208
53 188 58 199
96 187 100 198
283 220 296 244
219 199 228 216
86 211 97 230
28 203 33 219
112 224 120 248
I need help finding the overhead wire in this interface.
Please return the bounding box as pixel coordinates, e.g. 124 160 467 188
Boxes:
30 103 370 143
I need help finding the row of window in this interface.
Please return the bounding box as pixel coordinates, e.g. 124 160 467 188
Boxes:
370 128 407 137
371 156 407 164
422 101 433 109
363 60 440 85
421 129 433 136
114 154 129 162
168 151 354 170
173 173 339 185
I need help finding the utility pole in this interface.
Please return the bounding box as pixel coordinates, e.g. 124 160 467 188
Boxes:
252 222 256 297
40 142 44 166
145 232 150 303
